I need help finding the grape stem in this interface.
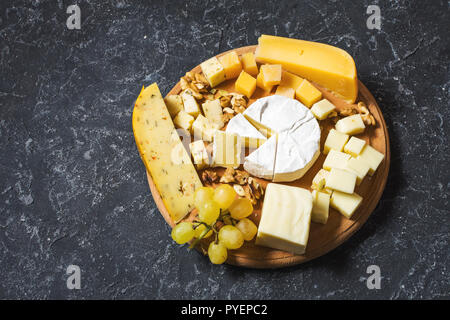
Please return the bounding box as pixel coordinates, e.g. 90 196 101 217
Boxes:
189 221 216 250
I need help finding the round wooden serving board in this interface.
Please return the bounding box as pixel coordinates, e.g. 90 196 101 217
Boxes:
146 45 390 268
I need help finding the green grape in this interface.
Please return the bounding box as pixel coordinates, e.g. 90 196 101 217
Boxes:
194 186 214 209
236 218 258 241
213 184 236 210
208 242 228 264
194 224 213 238
198 200 220 224
171 222 195 244
218 225 244 249
229 198 253 220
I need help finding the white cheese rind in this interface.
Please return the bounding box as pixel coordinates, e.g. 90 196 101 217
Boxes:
226 113 267 148
244 135 277 180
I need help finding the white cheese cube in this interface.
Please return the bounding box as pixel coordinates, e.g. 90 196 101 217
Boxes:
326 168 357 194
312 191 330 224
345 157 370 185
181 89 200 117
358 145 385 176
200 57 226 87
324 129 349 154
323 149 351 170
335 114 366 135
256 183 312 255
343 136 366 157
164 94 184 118
189 140 210 170
191 114 217 142
331 191 363 219
212 131 241 168
311 169 329 191
202 99 224 129
311 99 336 120
173 110 194 131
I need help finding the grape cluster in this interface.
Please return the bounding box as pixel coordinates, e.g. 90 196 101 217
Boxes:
170 185 258 264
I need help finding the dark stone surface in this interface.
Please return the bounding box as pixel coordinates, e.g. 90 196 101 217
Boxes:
0 0 448 299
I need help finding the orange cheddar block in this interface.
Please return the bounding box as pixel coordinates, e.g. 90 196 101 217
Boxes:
260 64 282 86
280 70 303 90
295 79 322 107
218 51 242 79
241 52 258 76
256 71 274 92
275 85 295 99
235 71 257 98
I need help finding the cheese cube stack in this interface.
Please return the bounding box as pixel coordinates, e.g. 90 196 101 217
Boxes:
235 71 257 98
192 114 217 142
173 110 195 131
311 99 336 120
326 168 357 194
241 52 258 76
358 145 385 175
260 64 282 86
324 129 349 154
343 136 366 157
189 140 210 170
201 99 224 129
275 85 295 99
295 79 322 107
256 183 313 255
218 51 242 79
345 157 370 185
331 191 363 219
213 131 241 168
200 57 226 87
311 190 330 224
323 149 351 170
336 114 366 135
164 95 184 118
181 89 200 117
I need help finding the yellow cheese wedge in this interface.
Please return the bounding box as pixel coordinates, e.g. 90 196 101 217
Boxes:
235 71 256 98
218 50 242 79
255 35 358 103
132 83 202 222
295 79 322 108
241 52 258 76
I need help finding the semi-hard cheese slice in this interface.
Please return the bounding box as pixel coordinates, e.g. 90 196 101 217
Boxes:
225 113 267 148
132 83 202 222
255 35 358 103
256 183 313 255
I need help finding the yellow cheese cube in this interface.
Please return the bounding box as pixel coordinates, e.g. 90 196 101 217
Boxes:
323 149 351 171
358 145 384 176
326 168 357 194
212 131 241 168
330 191 363 219
343 136 366 157
181 89 200 117
164 94 184 118
189 140 210 170
218 51 242 79
279 70 303 90
202 99 224 129
256 71 274 92
324 129 349 154
260 64 282 86
200 57 226 87
311 99 336 120
295 79 322 107
173 110 194 131
336 114 366 135
345 157 370 185
235 71 257 98
311 169 329 191
241 52 258 76
275 85 295 99
192 114 217 142
312 191 330 224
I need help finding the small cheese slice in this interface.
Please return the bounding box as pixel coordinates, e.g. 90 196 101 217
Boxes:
275 85 295 99
335 114 366 135
132 83 202 222
192 114 218 142
312 191 330 224
202 99 224 129
164 95 184 118
331 191 363 219
225 113 267 148
235 71 257 98
173 110 194 131
260 64 282 86
181 89 200 117
358 145 384 176
241 52 258 76
311 169 330 190
324 129 350 154
213 131 241 168
326 168 357 194
218 50 242 79
279 70 303 90
345 156 370 185
295 79 323 108
244 135 277 180
323 149 351 170
256 70 274 92
200 57 226 87
343 136 366 157
189 140 210 170
311 99 336 120
256 183 313 255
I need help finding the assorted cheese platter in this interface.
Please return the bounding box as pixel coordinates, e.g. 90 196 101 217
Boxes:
133 35 390 268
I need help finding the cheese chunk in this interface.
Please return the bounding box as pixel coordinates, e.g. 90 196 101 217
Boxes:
200 57 226 87
324 129 349 154
345 157 370 185
241 52 258 76
202 99 224 129
311 169 329 190
326 168 357 194
260 64 282 86
280 70 303 90
218 51 242 79
244 135 277 180
311 99 336 120
164 95 184 118
189 140 210 170
295 79 322 108
255 34 358 103
225 113 267 148
275 85 295 99
256 183 312 255
331 191 363 219
173 110 194 131
213 131 241 168
256 70 274 92
235 71 257 98
132 83 202 222
358 145 384 175
181 89 200 117
343 136 366 157
192 114 217 142
323 149 351 170
312 191 330 224
336 114 366 135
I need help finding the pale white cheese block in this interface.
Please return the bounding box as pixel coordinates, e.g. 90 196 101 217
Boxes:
256 183 313 255
243 135 277 180
226 113 267 149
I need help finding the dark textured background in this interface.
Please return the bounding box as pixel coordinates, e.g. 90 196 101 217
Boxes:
0 0 448 299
